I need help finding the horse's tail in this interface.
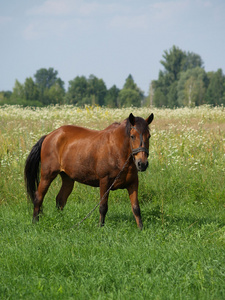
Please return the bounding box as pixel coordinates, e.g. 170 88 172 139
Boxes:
24 135 47 204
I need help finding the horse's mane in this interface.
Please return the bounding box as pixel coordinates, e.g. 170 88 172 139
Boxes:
104 122 121 131
104 117 149 136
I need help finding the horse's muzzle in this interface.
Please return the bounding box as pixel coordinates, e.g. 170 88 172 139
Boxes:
136 159 148 172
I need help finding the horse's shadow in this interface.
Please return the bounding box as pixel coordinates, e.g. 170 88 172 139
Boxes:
105 203 225 230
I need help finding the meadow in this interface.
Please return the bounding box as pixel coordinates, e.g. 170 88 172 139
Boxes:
0 105 224 299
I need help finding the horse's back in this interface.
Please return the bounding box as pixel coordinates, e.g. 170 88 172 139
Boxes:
53 124 98 139
43 125 98 148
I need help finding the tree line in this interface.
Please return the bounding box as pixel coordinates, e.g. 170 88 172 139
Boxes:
1 45 225 107
0 69 143 108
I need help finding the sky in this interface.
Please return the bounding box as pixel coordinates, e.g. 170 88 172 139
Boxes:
1 0 225 95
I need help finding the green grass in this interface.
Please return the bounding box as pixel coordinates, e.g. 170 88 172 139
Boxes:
0 105 225 299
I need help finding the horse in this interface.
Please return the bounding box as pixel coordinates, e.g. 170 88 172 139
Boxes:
24 112 154 229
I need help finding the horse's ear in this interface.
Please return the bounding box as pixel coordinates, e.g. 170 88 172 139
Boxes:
129 113 135 126
146 113 154 125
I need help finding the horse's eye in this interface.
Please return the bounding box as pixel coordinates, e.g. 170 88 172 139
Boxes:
131 135 135 141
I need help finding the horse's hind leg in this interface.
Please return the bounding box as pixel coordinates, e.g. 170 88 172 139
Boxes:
33 176 55 223
56 172 74 210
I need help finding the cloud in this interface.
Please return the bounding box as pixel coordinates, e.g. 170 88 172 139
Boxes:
23 0 99 40
109 1 190 32
23 0 124 40
24 0 206 41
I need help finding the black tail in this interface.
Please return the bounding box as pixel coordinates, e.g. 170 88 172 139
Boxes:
24 135 46 203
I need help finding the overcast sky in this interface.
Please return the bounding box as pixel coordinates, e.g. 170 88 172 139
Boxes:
1 0 225 95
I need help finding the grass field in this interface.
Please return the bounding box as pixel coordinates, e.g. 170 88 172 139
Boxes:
0 105 225 299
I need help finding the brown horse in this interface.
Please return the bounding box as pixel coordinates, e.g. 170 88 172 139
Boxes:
24 112 154 229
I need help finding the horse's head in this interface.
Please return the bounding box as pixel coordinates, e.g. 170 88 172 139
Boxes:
128 113 154 172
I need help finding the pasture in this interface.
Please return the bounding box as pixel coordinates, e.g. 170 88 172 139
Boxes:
0 105 225 299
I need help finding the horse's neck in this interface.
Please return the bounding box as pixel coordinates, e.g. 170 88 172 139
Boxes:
114 122 131 156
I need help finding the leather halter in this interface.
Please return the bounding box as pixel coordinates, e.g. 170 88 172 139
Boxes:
130 126 149 157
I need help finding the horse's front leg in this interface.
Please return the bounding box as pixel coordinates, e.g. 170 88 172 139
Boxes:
127 179 143 230
99 177 109 227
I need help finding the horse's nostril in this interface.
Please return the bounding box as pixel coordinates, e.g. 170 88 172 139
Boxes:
137 159 148 171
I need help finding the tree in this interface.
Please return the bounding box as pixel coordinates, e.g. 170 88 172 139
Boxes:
34 68 65 105
87 75 107 106
66 75 107 106
151 71 171 107
124 74 137 90
24 77 39 101
152 87 167 107
177 67 206 107
12 80 24 99
8 79 25 105
34 68 58 90
167 82 178 108
45 82 65 105
8 79 42 106
124 74 144 98
118 75 143 107
0 91 12 105
67 76 88 105
152 46 186 107
160 45 186 81
182 51 204 71
118 89 142 107
205 69 225 106
152 46 205 107
104 85 120 108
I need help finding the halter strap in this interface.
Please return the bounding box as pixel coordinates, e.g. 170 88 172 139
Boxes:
130 126 149 157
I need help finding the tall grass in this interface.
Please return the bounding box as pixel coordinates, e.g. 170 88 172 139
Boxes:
0 105 225 299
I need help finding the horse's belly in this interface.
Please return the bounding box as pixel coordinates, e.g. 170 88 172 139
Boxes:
63 164 99 186
76 178 100 187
